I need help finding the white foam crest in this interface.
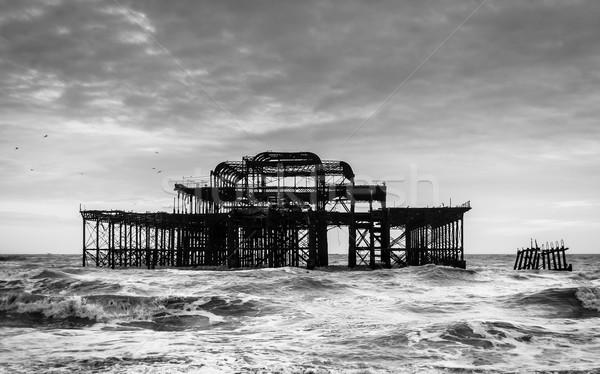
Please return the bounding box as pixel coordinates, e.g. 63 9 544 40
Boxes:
15 295 104 320
0 267 49 283
175 299 226 324
576 286 600 312
13 295 166 322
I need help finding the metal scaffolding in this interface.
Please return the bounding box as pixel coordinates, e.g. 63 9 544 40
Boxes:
82 151 471 269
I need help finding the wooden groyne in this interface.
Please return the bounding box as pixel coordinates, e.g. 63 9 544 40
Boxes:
81 151 471 270
514 240 572 271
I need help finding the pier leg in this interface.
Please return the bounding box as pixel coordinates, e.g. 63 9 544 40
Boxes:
348 220 356 268
82 217 86 267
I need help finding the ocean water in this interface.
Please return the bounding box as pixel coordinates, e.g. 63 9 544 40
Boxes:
1 254 599 374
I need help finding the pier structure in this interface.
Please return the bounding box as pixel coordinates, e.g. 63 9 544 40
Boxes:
81 151 470 269
513 239 572 271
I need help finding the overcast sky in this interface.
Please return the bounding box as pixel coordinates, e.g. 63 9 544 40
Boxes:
1 0 599 255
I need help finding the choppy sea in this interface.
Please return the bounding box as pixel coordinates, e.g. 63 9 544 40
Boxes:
1 253 599 374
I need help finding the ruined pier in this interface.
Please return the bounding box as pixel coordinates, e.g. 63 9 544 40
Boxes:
81 151 470 269
514 239 572 271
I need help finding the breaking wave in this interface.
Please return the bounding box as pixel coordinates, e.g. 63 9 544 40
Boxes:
509 286 600 318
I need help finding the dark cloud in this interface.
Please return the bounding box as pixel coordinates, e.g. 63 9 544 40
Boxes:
2 0 596 143
1 0 599 252
1 0 598 150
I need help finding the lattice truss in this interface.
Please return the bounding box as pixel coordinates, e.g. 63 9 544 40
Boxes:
82 211 213 268
389 225 407 268
227 209 315 268
231 226 312 268
406 219 464 266
174 152 357 214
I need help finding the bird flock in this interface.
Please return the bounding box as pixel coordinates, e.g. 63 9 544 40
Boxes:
13 134 164 175
14 134 49 173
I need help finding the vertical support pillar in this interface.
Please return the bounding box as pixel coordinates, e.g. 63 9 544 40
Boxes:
381 210 391 268
152 224 158 270
176 227 182 267
110 221 115 270
369 218 375 269
148 222 152 269
348 220 356 268
460 217 464 262
348 193 356 268
405 225 413 266
317 213 329 267
170 227 175 267
227 217 239 268
82 217 86 267
308 210 317 270
266 222 273 268
95 221 100 267
421 226 427 265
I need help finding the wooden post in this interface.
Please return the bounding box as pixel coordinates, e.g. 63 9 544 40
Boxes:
517 249 524 270
562 249 568 270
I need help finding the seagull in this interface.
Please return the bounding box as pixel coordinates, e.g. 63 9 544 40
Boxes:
157 170 162 173
30 168 34 171
43 135 48 138
152 167 156 170
155 151 159 154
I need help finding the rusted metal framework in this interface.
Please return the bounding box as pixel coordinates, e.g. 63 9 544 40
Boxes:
341 205 469 268
174 152 356 213
81 211 224 269
82 151 471 269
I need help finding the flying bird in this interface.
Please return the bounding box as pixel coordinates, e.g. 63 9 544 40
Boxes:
15 147 18 150
30 168 34 172
43 135 48 138
157 170 162 173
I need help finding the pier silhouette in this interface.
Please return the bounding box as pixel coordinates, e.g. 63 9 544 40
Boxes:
81 151 471 269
